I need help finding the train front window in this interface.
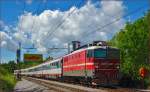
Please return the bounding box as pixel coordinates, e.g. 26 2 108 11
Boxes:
107 48 120 59
87 49 106 58
94 49 106 58
87 48 119 59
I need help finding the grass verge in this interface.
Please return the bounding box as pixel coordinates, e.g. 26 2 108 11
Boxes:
0 66 17 92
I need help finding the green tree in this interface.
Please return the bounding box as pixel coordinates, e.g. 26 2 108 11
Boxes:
110 11 150 81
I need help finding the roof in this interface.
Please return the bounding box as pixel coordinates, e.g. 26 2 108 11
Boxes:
64 45 107 57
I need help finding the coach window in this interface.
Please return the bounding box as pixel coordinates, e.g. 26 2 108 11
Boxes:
53 63 55 66
59 62 61 68
56 62 59 68
48 64 51 69
51 64 52 68
55 62 57 68
49 64 51 69
52 63 54 69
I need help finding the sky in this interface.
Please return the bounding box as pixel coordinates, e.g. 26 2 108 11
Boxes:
0 0 150 63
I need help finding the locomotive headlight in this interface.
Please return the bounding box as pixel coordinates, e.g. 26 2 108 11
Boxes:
116 65 120 69
95 65 98 68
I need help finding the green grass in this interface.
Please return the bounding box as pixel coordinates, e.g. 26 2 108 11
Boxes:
0 61 43 92
0 66 17 92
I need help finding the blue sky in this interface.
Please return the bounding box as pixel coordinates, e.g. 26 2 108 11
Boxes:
0 0 150 63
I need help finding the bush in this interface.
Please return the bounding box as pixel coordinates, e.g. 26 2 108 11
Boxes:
110 11 150 88
0 66 17 92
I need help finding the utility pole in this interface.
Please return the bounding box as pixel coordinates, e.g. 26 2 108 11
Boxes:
16 42 21 64
68 43 70 54
16 42 21 80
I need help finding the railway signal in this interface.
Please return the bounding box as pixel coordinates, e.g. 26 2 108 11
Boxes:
139 67 148 78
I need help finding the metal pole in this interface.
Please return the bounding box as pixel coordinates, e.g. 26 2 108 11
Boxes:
16 42 21 64
16 42 21 80
68 43 70 54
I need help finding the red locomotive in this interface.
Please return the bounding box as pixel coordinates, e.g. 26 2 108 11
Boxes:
63 41 120 86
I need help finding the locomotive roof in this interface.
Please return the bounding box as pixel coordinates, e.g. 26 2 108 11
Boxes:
64 45 107 57
64 45 119 57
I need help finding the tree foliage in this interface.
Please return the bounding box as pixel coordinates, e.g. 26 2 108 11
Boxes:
110 11 150 81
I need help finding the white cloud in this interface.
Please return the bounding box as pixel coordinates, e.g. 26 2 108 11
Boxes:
0 1 125 57
0 31 18 51
1 41 7 47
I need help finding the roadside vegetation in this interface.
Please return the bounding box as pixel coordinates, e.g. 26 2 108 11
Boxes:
0 65 16 92
0 61 43 92
110 11 150 88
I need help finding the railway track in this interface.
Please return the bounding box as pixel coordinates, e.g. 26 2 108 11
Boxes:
23 77 143 92
24 77 106 92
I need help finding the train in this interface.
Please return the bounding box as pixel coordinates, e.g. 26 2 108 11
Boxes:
14 41 120 86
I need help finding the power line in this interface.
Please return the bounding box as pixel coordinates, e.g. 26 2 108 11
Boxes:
78 4 148 44
28 0 43 39
38 0 85 56
17 0 26 49
18 0 26 33
19 0 46 50
16 1 44 63
42 0 84 43
76 8 125 42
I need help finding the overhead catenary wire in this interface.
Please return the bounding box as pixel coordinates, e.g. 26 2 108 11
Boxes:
42 1 148 56
18 0 77 57
78 4 148 44
42 0 85 43
27 0 43 39
76 7 126 42
16 1 149 58
0 0 26 63
15 0 45 63
21 2 148 53
16 0 26 49
37 0 85 56
22 1 81 49
21 0 47 50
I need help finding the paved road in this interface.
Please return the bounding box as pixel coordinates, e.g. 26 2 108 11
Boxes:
14 79 56 92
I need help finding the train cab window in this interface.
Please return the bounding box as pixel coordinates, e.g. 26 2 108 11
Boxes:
87 49 106 58
94 48 106 58
107 48 120 59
